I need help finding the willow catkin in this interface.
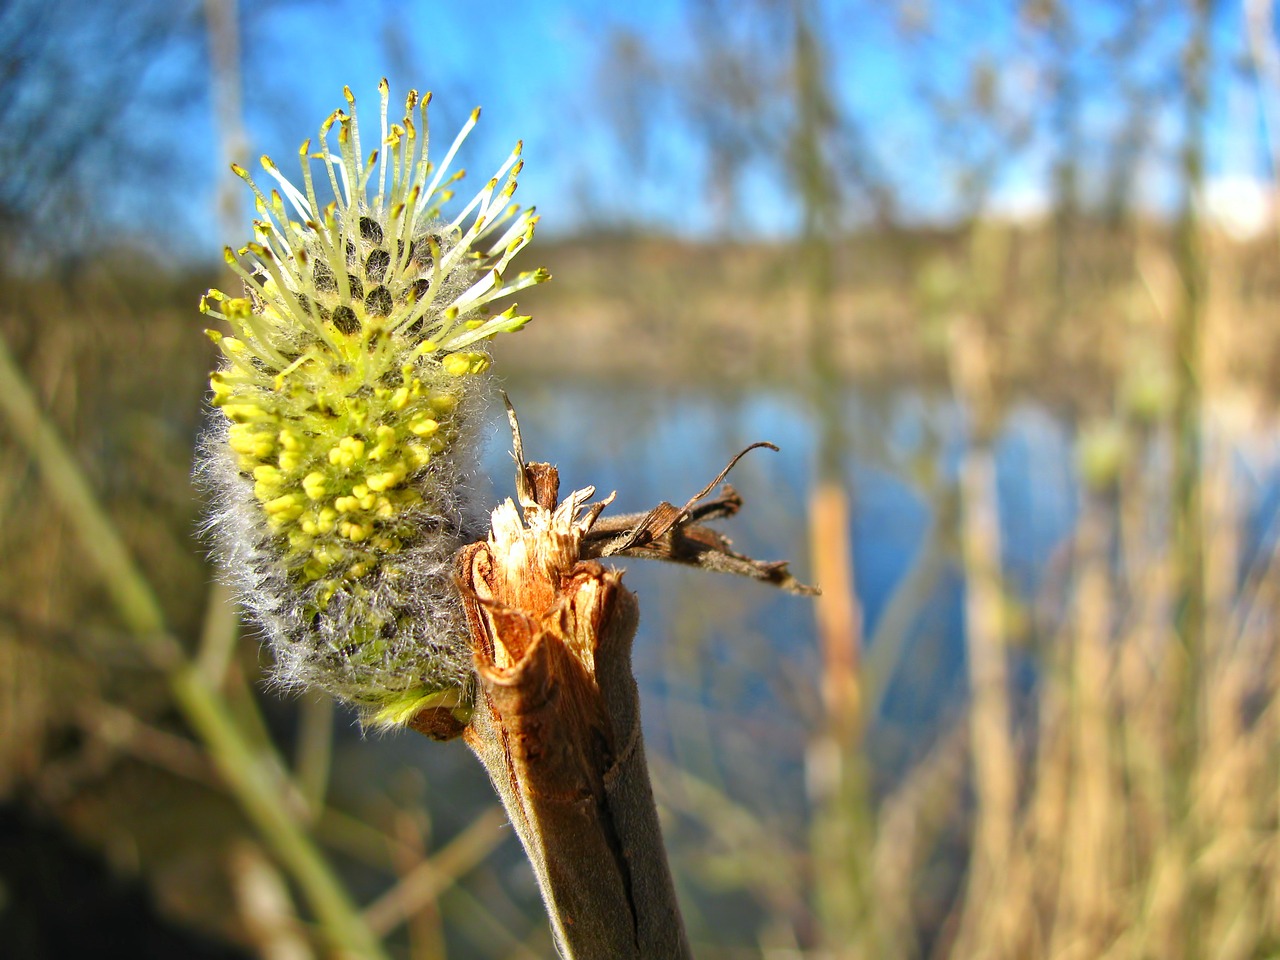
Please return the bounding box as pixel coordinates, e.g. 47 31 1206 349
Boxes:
198 81 546 727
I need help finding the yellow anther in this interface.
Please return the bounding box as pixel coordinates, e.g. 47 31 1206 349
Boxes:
228 423 258 449
366 464 406 492
390 387 411 410
405 443 432 470
221 403 270 423
224 298 253 320
209 376 235 404
368 424 397 461
334 496 359 513
229 423 275 459
264 494 304 518
328 435 366 467
312 543 344 566
352 484 369 498
302 471 327 500
339 521 371 543
409 417 439 437
317 507 338 533
442 353 475 376
430 392 458 415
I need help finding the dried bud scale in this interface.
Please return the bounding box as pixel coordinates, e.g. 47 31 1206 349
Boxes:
199 81 547 726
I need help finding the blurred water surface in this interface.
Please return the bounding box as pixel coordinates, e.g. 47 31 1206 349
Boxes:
476 374 1280 768
317 375 1280 950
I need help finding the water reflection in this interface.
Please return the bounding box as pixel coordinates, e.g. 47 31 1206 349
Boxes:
479 379 1273 765
482 379 1078 725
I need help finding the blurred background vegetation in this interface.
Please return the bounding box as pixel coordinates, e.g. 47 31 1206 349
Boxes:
2 0 1280 957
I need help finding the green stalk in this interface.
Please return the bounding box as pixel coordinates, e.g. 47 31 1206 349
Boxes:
1172 0 1211 730
788 2 887 953
173 668 386 959
0 335 174 656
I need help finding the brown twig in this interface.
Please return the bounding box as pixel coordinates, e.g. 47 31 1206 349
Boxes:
454 455 691 959
407 400 815 956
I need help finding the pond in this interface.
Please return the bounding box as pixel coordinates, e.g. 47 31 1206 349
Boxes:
313 375 1280 954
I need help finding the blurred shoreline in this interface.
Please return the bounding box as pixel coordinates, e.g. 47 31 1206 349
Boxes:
9 218 1277 408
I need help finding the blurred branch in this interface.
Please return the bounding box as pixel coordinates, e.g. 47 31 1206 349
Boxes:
204 0 247 241
1246 0 1280 206
194 579 240 685
862 497 954 719
649 752 808 924
947 316 1019 956
73 697 215 785
362 804 508 938
1171 0 1213 775
229 841 315 960
294 695 334 818
593 0 889 233
0 334 176 657
0 331 390 960
0 0 201 259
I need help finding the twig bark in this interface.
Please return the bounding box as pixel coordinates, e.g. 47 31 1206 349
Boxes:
405 401 815 957
448 458 691 958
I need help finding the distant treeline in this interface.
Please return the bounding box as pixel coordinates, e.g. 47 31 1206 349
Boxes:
4 218 1278 412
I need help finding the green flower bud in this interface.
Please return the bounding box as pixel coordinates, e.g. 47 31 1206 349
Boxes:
1077 419 1129 492
198 81 549 727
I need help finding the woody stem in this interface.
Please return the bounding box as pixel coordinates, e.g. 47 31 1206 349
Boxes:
440 462 693 959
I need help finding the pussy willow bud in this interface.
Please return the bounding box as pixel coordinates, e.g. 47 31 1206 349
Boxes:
198 81 548 727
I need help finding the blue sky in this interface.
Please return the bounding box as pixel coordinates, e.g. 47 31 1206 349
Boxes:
123 0 1278 254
